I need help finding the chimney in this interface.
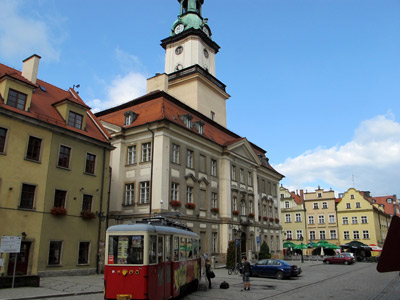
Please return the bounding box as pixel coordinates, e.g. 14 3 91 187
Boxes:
22 54 41 84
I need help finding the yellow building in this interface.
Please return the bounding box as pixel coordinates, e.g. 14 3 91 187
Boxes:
304 188 339 246
280 187 307 245
337 188 390 248
0 55 113 276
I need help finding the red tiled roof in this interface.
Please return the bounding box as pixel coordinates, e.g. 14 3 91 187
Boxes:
0 62 110 144
96 90 283 177
370 195 399 216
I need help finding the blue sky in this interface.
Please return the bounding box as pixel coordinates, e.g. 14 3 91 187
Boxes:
1 0 399 197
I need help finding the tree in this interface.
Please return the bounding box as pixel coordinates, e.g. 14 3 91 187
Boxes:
259 241 271 260
226 241 235 268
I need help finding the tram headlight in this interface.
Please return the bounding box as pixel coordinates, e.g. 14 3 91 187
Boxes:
135 270 140 275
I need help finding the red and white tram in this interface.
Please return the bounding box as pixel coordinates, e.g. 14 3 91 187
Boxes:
104 217 201 300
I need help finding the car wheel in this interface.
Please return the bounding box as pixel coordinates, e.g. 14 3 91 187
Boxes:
276 271 284 280
324 260 329 264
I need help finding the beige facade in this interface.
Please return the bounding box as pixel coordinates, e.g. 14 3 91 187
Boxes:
304 188 339 245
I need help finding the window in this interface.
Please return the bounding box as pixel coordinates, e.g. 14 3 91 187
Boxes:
241 200 246 215
352 216 358 224
172 144 180 164
127 146 136 165
356 202 361 208
108 235 144 265
211 159 217 176
248 172 252 186
285 214 292 223
212 232 217 253
186 186 193 203
141 143 151 162
286 230 293 240
239 169 244 183
295 213 302 222
363 230 370 239
351 195 354 199
0 127 7 153
319 231 326 240
318 193 322 198
85 153 96 174
210 111 215 121
308 215 314 224
54 190 66 207
211 192 217 208
7 89 27 110
342 217 349 225
296 230 303 240
329 214 335 223
171 182 179 201
82 194 93 211
48 241 62 265
249 200 253 213
361 216 368 224
346 203 351 209
20 184 36 209
231 165 236 180
186 150 193 168
387 198 393 204
284 201 290 209
149 235 157 264
58 145 71 168
309 231 316 240
78 242 90 264
125 183 134 205
330 230 337 239
124 111 138 126
140 181 150 204
68 111 83 129
353 231 360 239
198 122 204 134
318 215 325 224
26 136 42 161
233 197 237 211
344 231 350 240
313 203 319 209
322 202 328 209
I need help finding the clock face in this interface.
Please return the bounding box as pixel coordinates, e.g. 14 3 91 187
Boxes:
202 26 210 36
174 24 184 34
175 46 183 55
203 49 209 58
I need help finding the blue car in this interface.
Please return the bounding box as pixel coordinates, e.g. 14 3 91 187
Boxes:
250 259 302 279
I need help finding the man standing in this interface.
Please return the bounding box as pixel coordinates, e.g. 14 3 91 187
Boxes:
241 256 251 291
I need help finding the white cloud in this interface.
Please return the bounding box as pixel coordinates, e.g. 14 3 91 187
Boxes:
0 0 63 61
275 114 400 197
88 71 147 113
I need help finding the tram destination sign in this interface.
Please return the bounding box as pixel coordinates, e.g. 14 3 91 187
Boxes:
0 236 22 253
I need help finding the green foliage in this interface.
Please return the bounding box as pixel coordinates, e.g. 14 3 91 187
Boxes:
259 241 271 260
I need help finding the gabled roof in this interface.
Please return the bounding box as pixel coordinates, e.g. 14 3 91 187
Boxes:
0 62 110 145
96 90 283 178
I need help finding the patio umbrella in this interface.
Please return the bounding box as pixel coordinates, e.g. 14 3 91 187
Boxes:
369 244 382 252
293 243 309 250
283 241 297 248
342 241 372 250
315 240 330 247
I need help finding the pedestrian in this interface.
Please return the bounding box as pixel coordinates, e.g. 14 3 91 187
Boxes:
241 256 251 291
205 258 212 289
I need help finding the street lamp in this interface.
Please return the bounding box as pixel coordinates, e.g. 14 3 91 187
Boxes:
233 228 242 265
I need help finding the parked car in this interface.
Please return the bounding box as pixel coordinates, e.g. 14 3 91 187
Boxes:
342 252 355 259
323 254 355 265
250 259 302 279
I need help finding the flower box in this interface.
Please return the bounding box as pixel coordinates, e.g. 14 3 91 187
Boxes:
263 216 268 221
50 206 67 216
185 203 196 209
232 210 239 216
269 217 274 222
248 213 255 218
275 218 280 223
210 207 219 214
170 200 182 208
81 210 96 220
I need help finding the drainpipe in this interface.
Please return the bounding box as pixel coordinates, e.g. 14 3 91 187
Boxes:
146 123 155 217
96 147 107 274
105 166 112 230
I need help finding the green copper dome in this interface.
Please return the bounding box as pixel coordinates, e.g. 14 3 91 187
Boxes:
171 0 211 38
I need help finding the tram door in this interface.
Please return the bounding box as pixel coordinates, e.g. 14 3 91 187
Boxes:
164 235 172 299
157 236 165 300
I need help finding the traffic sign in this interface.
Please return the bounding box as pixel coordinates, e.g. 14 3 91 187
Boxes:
235 238 240 247
256 236 260 244
0 236 22 253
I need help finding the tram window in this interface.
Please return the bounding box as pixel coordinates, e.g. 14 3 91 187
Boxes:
108 235 143 265
165 236 172 262
158 236 164 263
193 239 198 258
180 237 187 260
187 238 193 258
173 236 179 261
149 235 157 264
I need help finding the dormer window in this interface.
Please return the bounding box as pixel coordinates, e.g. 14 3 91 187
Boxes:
124 111 138 126
192 120 204 134
68 111 83 129
7 89 27 110
179 114 193 129
387 198 393 204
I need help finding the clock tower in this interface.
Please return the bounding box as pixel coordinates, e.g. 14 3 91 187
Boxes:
148 0 230 127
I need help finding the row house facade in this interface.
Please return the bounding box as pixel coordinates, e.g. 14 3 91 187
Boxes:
0 55 113 276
